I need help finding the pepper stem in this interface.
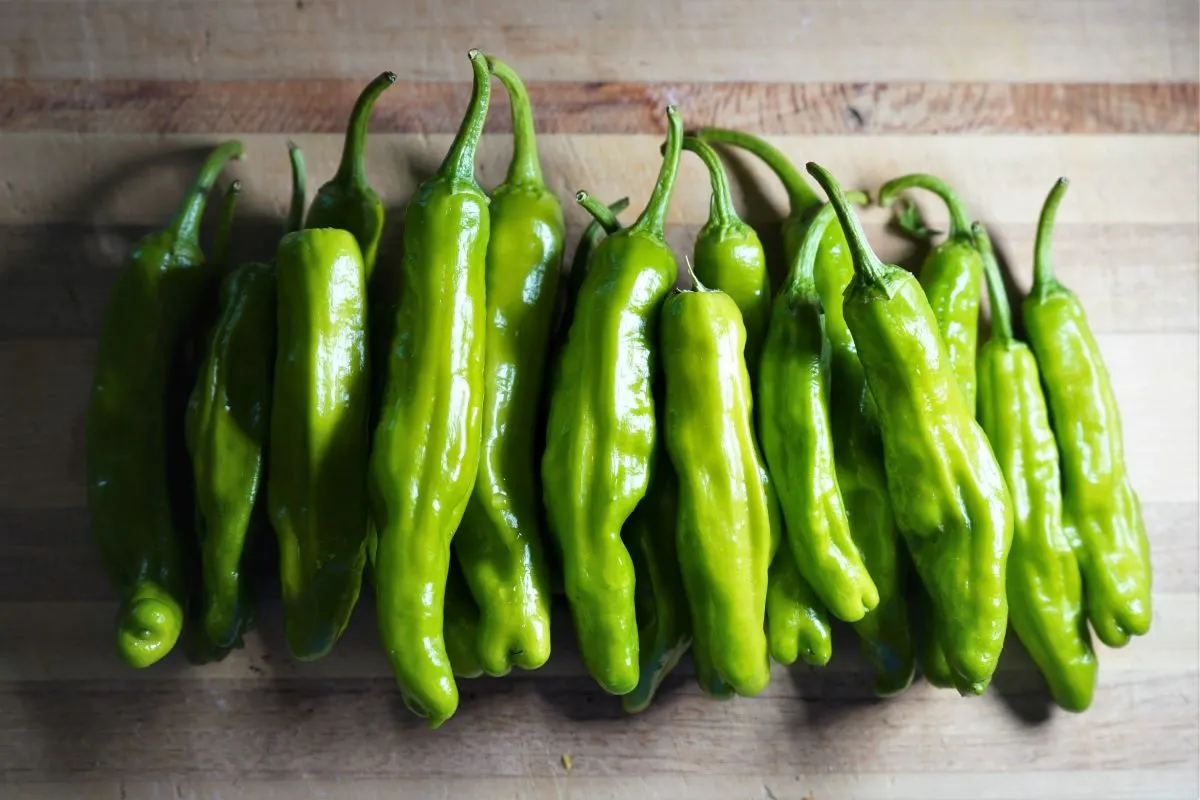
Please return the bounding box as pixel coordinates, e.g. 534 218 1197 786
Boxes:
169 140 244 245
214 180 241 271
486 55 542 187
684 255 707 292
576 191 622 234
877 173 972 241
333 71 397 186
692 127 820 215
971 222 1013 341
785 190 868 301
806 162 889 288
630 106 683 239
1033 178 1070 291
682 137 738 228
439 50 491 183
563 196 629 332
285 141 308 235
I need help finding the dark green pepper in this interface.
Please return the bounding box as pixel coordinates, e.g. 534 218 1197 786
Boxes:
878 173 983 411
87 141 243 669
974 222 1097 711
756 190 879 624
369 50 491 727
451 55 559 678
542 106 684 696
305 71 396 282
808 161 1013 695
1021 178 1151 649
444 553 485 680
661 277 778 697
680 136 771 369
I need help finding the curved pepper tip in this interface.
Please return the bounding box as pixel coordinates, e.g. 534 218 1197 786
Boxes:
116 592 184 669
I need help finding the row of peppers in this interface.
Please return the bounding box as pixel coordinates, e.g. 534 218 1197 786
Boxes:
86 50 1151 728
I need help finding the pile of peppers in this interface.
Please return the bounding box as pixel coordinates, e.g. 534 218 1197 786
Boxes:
87 51 1152 726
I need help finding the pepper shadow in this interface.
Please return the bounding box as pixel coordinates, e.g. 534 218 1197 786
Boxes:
989 627 1055 725
784 620 889 733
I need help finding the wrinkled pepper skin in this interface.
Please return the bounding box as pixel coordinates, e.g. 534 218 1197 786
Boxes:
974 223 1097 711
662 284 777 697
369 50 491 727
757 196 879 624
878 173 983 411
87 141 243 669
451 55 559 678
268 228 370 661
621 445 692 713
1021 178 1151 649
808 161 1013 695
766 538 832 668
541 106 684 696
681 137 771 369
304 71 396 282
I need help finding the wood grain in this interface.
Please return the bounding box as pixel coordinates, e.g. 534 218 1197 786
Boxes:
3 80 1196 135
2 0 1196 83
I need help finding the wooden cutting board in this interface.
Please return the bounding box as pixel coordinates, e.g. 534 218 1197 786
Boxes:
1 1 1197 798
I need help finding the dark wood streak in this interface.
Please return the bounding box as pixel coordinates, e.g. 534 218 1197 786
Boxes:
1 80 1196 135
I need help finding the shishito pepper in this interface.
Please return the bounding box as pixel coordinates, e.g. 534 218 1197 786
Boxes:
974 222 1097 711
268 223 370 661
756 189 879 624
562 194 628 336
661 275 778 697
797 197 917 695
185 146 307 657
877 173 983 411
542 106 685 696
680 136 771 369
1021 178 1151 649
444 554 485 680
807 161 1013 695
369 50 491 727
87 140 243 669
451 55 559 677
766 538 832 668
304 71 396 282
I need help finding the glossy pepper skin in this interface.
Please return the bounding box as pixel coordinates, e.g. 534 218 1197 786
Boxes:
661 281 778 697
681 136 771 369
542 106 684 696
304 71 396 282
444 554 485 680
766 538 832 668
450 55 559 678
621 442 691 712
757 193 879 624
974 223 1097 711
1021 178 1151 649
87 141 243 669
878 173 983 411
808 161 1014 695
268 227 370 661
369 50 491 727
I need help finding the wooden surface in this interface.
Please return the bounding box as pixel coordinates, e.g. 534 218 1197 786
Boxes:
1 1 1197 798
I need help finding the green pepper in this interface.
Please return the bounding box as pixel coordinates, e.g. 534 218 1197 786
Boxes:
368 50 491 727
449 55 559 678
444 553 485 680
807 161 1014 696
562 194 629 337
542 106 684 696
973 222 1097 711
877 173 983 411
269 222 370 661
621 443 691 712
766 539 832 668
1021 178 1151 649
680 136 771 370
304 71 396 282
87 141 243 669
756 190 879 624
661 275 778 697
